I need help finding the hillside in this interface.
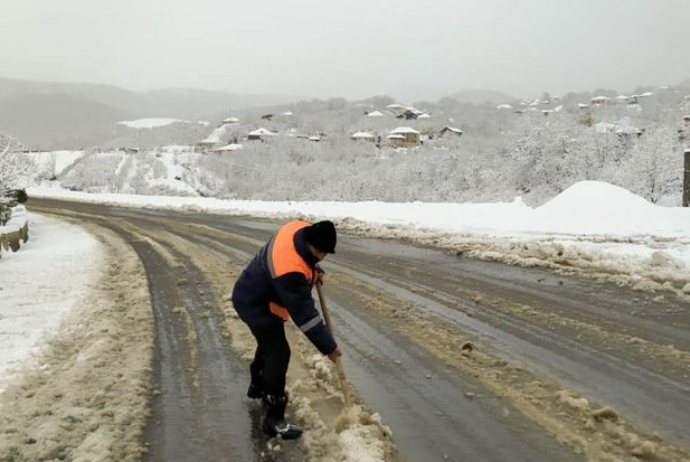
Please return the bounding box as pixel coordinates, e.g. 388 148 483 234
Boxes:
0 77 298 148
0 94 132 149
446 89 519 105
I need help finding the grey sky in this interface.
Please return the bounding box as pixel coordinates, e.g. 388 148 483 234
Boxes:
1 0 688 101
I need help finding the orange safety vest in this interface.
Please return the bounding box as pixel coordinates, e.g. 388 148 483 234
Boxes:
267 221 315 320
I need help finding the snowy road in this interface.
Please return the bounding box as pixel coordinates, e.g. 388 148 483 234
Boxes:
29 198 690 462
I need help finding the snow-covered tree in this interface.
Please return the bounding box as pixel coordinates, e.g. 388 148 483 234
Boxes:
606 127 681 203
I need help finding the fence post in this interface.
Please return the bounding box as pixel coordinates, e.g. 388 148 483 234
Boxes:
684 149 690 207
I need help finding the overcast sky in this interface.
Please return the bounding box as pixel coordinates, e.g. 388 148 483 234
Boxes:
1 0 689 101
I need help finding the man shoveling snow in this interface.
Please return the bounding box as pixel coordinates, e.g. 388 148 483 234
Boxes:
232 220 342 439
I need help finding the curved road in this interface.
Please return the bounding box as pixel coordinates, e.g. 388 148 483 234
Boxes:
32 198 690 462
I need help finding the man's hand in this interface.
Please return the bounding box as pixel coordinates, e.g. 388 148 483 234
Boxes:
328 347 342 362
315 264 325 286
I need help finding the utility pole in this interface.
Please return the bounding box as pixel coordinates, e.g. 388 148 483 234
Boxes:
684 149 690 207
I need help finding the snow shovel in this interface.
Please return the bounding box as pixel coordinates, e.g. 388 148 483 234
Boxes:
316 283 352 407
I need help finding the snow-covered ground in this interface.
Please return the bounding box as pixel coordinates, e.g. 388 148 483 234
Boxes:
0 213 103 395
2 180 688 460
116 118 187 128
27 181 690 287
23 150 85 177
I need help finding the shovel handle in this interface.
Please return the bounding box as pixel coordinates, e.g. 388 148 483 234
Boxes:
316 283 352 407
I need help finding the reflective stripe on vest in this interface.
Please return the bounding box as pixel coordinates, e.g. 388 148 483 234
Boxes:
267 221 314 320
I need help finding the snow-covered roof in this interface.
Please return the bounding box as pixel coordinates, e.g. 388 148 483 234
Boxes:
386 103 406 109
308 136 321 141
578 103 590 108
417 113 431 119
439 126 465 135
386 134 405 140
214 143 243 152
497 104 513 110
367 111 384 117
351 131 375 139
248 128 276 136
391 126 420 135
593 122 620 133
640 92 655 97
282 111 293 116
591 96 613 103
222 117 239 124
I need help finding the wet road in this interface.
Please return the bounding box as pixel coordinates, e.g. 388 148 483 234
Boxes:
32 198 690 462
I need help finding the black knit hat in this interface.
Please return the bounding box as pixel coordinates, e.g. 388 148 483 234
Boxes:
304 220 337 254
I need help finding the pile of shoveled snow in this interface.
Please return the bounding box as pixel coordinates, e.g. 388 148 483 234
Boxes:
531 181 688 237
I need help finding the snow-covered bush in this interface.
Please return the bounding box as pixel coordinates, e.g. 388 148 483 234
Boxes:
0 134 30 197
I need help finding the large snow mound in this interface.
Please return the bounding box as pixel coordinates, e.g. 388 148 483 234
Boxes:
533 181 690 236
539 181 657 217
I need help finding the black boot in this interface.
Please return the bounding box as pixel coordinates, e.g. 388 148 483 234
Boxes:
247 362 264 399
247 382 264 399
262 394 303 440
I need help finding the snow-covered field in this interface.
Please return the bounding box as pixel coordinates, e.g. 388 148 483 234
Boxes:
23 150 85 177
0 213 103 394
116 118 187 128
27 181 690 295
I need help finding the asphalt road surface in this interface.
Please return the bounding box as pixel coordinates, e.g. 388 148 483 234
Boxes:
31 198 690 462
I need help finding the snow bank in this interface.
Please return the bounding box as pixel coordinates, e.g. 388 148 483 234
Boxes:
0 213 103 394
0 205 28 239
27 181 690 290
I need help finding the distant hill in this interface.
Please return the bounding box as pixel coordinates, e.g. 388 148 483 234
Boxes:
0 76 299 148
677 77 690 91
446 89 519 105
0 93 133 149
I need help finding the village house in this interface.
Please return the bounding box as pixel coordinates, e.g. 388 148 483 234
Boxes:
388 127 420 147
351 131 376 142
247 128 277 141
436 126 464 139
591 96 614 105
195 139 217 153
385 103 408 115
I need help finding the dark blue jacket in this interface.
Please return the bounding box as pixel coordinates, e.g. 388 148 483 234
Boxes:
232 225 337 355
